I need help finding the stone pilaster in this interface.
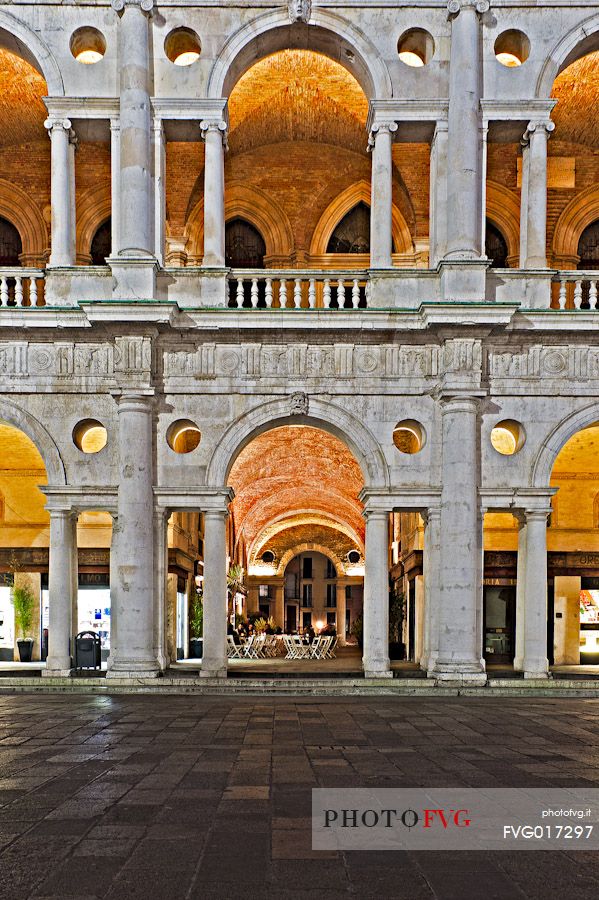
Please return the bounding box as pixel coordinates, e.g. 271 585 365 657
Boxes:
421 506 441 673
521 507 551 678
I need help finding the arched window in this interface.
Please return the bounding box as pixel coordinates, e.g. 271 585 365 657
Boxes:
0 218 22 267
327 202 370 253
485 220 508 268
577 220 599 270
225 219 266 268
90 219 111 265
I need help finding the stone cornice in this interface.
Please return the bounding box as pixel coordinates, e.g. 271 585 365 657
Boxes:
367 100 448 133
44 98 120 122
480 99 557 124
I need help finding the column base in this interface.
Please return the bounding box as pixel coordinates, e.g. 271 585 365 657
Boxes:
106 658 161 679
364 669 393 679
42 667 73 678
200 665 227 679
431 659 487 685
438 258 489 302
107 255 158 301
523 670 550 680
362 656 392 678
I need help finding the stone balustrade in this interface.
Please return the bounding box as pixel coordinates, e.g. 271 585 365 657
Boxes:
0 269 46 308
227 269 370 309
553 271 599 310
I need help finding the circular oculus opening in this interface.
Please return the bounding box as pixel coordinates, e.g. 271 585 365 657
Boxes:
166 419 202 454
393 419 426 455
347 550 361 565
164 28 202 67
490 419 526 456
397 28 435 67
494 30 530 67
70 27 107 65
73 419 108 454
261 551 275 564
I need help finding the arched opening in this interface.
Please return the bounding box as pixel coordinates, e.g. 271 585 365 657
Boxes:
577 220 599 270
226 217 266 306
549 423 599 667
0 420 48 663
326 202 371 254
90 218 111 266
0 217 22 266
223 424 367 665
485 220 509 268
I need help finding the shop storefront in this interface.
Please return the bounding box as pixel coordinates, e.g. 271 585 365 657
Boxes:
0 578 14 662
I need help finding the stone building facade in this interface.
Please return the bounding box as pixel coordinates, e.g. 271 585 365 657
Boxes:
1 0 599 683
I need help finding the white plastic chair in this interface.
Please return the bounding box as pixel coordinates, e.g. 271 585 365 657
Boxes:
227 635 244 659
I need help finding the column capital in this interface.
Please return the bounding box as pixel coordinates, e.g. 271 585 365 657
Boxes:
112 0 154 12
421 506 442 527
522 119 555 146
200 119 228 146
113 390 155 414
447 0 489 16
367 121 398 150
44 117 76 146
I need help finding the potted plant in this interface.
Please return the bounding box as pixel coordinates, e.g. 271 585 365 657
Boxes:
389 590 406 660
11 585 35 662
188 590 203 659
350 613 363 649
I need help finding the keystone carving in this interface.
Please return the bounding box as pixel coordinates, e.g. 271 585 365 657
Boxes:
289 0 311 23
290 392 309 415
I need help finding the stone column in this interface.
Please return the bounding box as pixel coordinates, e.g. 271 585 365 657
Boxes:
166 573 178 663
200 119 228 267
421 507 441 673
44 118 77 267
44 509 76 675
107 512 119 670
336 582 347 644
444 0 488 259
108 392 159 677
432 396 486 682
112 0 154 257
520 121 554 268
274 583 285 631
429 121 448 266
513 513 526 670
362 510 391 677
110 119 121 257
200 509 228 678
369 122 397 268
522 508 551 678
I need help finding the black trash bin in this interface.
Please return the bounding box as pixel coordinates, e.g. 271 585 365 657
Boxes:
75 631 101 671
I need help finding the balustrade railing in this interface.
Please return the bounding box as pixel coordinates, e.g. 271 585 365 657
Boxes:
0 269 45 308
553 271 599 310
227 269 369 309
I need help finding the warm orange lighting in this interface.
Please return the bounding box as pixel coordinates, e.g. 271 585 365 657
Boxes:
76 50 103 65
398 51 425 68
79 426 107 454
173 51 200 67
496 52 522 68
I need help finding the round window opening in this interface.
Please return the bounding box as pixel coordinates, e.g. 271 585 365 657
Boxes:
494 30 530 68
167 419 202 454
347 550 361 565
393 419 425 454
70 27 107 65
261 551 275 564
164 28 202 66
490 419 525 456
397 28 434 67
73 419 108 454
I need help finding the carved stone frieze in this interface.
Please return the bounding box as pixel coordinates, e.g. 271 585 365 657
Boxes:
162 343 440 381
0 337 152 384
489 345 599 380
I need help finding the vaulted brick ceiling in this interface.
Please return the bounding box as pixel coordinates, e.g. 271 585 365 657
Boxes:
551 424 599 475
228 50 368 155
552 51 599 148
0 49 47 147
227 425 365 560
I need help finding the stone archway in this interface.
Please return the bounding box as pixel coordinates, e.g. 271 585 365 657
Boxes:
532 401 599 488
0 13 64 97
0 179 48 266
551 186 599 268
486 181 521 267
536 12 599 99
76 183 111 265
206 396 389 489
0 398 66 486
207 8 392 101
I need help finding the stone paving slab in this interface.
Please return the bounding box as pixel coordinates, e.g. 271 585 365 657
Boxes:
0 694 598 898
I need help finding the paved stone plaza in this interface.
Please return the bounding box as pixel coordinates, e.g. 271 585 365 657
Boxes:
0 694 597 899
